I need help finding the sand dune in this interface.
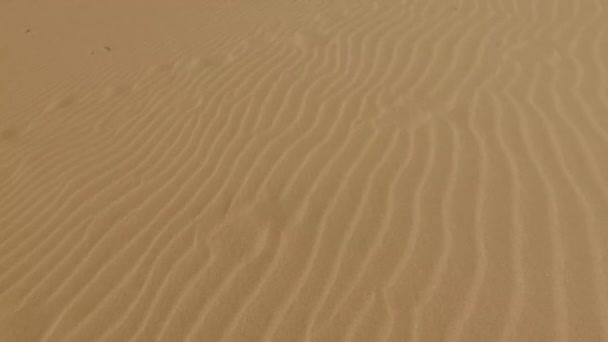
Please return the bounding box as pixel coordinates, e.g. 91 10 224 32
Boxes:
2 0 608 341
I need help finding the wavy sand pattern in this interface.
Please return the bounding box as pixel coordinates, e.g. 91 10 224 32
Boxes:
2 0 608 341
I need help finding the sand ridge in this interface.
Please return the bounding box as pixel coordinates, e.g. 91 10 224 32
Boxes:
1 0 608 341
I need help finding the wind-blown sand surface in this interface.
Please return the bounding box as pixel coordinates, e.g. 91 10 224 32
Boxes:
2 0 608 341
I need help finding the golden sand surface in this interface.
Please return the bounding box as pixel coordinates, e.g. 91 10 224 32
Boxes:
2 0 608 341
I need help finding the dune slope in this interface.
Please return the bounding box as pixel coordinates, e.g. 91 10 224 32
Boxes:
2 0 608 341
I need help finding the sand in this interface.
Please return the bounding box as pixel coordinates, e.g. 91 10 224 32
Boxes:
1 0 608 341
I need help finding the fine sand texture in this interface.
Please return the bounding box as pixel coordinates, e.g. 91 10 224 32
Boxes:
2 0 608 341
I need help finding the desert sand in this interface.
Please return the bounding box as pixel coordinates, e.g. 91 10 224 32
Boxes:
1 0 608 341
